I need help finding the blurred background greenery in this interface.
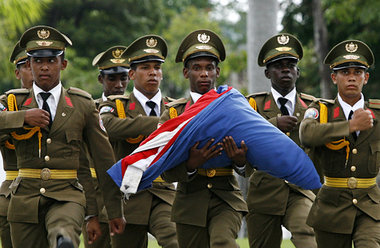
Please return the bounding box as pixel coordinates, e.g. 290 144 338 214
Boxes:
1 0 380 99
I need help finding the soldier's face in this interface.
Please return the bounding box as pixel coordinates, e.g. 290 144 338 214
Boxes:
331 67 369 103
99 72 129 97
27 56 67 91
184 57 219 95
129 61 162 99
15 63 34 89
265 59 299 95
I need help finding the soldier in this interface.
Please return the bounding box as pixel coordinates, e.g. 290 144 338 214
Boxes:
0 25 125 248
300 40 380 247
83 45 130 248
98 35 178 248
245 33 317 248
160 29 248 248
0 41 34 248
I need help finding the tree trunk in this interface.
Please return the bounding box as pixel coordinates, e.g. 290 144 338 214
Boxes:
247 0 278 94
312 0 332 98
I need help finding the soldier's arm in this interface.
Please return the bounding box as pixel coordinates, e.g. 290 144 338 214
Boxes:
99 101 159 140
299 104 350 147
78 143 98 218
83 100 123 220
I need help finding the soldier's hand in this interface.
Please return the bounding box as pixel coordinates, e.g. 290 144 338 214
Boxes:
109 217 126 236
349 108 373 132
24 108 50 128
186 139 222 172
86 216 102 244
277 115 298 132
222 136 248 166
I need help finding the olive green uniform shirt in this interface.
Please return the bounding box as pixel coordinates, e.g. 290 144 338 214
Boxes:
300 98 380 234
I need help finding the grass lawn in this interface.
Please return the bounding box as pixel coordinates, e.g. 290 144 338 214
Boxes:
79 236 295 248
144 238 295 248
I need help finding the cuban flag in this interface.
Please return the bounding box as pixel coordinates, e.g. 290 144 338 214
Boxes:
107 85 321 198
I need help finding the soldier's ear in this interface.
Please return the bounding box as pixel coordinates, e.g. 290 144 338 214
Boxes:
264 68 271 79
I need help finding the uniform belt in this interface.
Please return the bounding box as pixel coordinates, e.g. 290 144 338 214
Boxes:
153 175 165 183
5 170 18 180
324 176 376 189
90 168 97 178
197 168 234 177
18 168 77 180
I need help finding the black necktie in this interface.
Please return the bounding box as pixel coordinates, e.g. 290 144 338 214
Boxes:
278 97 289 116
348 110 357 140
146 101 157 116
40 92 52 127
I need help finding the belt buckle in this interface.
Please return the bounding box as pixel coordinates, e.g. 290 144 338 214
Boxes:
206 169 216 177
41 168 51 180
347 177 357 189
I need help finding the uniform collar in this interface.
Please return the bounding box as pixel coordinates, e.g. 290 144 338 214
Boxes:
133 87 162 115
271 87 296 114
190 91 203 103
33 82 62 108
337 93 364 120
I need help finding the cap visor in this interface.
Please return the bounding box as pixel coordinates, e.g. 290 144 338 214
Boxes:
101 66 129 75
27 49 63 57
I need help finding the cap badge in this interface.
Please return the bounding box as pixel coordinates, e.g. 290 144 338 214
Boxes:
345 42 358 53
195 45 212 50
37 29 50 39
112 48 123 58
36 41 53 47
277 35 289 45
146 38 158 48
343 54 360 60
275 46 292 52
143 48 159 54
198 33 210 44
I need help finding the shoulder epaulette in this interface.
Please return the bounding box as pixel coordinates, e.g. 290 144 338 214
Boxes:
164 96 177 103
319 98 335 105
166 97 188 107
246 92 269 98
67 87 92 99
5 88 30 95
300 92 317 102
107 94 129 101
369 99 380 109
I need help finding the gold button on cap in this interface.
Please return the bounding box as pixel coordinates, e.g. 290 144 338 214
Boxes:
44 156 50 162
352 198 358 204
207 183 213 189
40 188 46 194
352 148 357 154
46 138 51 144
350 166 356 172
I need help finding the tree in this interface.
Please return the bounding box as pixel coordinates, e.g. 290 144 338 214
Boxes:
0 0 51 93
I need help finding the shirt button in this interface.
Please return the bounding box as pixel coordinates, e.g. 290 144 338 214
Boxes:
351 166 356 172
296 112 300 117
352 148 357 154
44 156 50 162
207 183 213 189
46 138 51 144
352 199 358 204
40 188 46 194
277 113 281 117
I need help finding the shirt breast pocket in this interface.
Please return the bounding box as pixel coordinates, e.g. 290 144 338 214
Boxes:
64 130 82 158
368 141 380 174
